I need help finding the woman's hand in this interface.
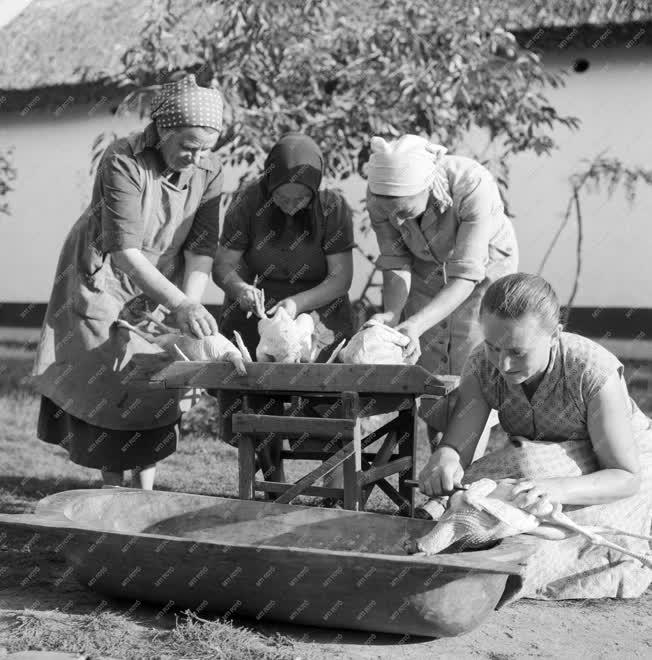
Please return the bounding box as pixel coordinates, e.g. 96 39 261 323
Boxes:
395 320 422 364
368 310 398 327
172 299 218 338
237 284 266 318
504 478 555 517
267 297 299 319
418 446 464 497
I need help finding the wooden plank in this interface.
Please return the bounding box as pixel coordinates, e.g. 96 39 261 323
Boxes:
358 456 413 487
342 392 362 511
276 393 364 506
371 431 399 468
359 430 398 509
135 361 459 396
280 450 337 461
238 395 256 500
398 404 418 516
360 456 412 513
233 414 355 439
254 481 343 499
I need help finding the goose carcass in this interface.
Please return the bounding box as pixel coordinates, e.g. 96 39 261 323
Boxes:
116 319 247 374
256 307 316 363
339 319 414 365
404 478 652 568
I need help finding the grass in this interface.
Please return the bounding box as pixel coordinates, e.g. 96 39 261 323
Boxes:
0 345 330 659
2 609 306 659
1 342 651 659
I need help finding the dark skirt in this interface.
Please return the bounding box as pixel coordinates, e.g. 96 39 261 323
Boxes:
37 396 178 471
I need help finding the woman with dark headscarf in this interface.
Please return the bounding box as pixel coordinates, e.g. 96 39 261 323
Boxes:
212 133 355 488
32 74 225 489
214 132 355 361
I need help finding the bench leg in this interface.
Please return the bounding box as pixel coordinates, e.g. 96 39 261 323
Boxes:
341 391 362 511
397 401 418 517
238 394 256 500
238 434 256 500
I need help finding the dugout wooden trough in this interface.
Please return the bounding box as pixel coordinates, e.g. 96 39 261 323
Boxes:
0 488 535 637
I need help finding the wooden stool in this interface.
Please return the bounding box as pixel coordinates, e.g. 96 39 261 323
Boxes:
133 360 458 514
233 391 421 514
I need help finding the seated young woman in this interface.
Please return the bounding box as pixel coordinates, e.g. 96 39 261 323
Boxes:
418 272 652 600
212 132 355 493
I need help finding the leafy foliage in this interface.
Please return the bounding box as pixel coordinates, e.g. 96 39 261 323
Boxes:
0 147 16 216
118 0 579 193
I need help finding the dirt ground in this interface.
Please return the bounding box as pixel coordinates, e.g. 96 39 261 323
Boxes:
1 344 651 658
1 524 651 659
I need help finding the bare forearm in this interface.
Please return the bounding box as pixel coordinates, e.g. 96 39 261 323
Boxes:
539 469 641 506
213 260 248 301
293 275 348 314
406 278 475 335
182 252 214 303
111 248 186 310
381 270 411 327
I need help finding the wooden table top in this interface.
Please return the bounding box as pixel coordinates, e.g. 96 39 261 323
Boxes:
131 356 459 396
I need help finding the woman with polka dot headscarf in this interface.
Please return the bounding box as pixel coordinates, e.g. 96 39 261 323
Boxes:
32 74 225 489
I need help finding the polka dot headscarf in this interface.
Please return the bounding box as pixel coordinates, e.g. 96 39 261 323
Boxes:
150 74 223 131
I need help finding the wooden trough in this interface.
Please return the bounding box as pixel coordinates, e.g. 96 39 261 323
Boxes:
0 488 535 637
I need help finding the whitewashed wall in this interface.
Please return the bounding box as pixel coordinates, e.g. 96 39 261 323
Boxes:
1 44 651 308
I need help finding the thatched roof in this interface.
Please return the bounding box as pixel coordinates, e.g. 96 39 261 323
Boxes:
0 0 144 91
1 0 651 93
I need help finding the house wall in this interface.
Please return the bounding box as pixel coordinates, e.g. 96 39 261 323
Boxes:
1 45 651 312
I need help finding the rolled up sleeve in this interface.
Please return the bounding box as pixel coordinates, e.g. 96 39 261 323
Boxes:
183 169 224 257
369 210 413 271
322 191 355 255
100 152 144 252
219 187 252 252
447 172 504 282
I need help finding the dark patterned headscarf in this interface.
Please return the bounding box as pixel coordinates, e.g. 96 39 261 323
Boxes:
150 74 223 131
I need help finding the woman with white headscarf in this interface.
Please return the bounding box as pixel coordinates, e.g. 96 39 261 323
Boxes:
366 135 518 441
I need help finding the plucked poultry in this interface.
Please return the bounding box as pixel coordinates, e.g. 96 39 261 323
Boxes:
256 308 317 363
116 316 247 374
403 478 652 567
338 319 415 365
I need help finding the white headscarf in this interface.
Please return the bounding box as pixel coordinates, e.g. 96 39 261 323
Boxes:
367 134 453 211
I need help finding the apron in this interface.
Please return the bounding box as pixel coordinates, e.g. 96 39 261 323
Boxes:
408 217 519 431
32 134 208 431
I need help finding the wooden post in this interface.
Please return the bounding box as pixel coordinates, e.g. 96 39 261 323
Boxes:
238 394 256 500
397 397 418 517
341 391 362 511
